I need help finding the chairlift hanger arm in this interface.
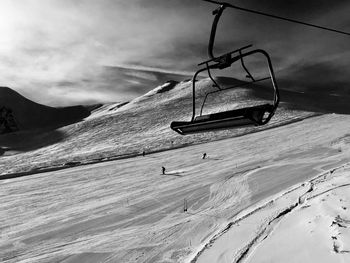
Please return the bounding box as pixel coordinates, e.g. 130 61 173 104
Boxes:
208 4 226 59
203 0 350 36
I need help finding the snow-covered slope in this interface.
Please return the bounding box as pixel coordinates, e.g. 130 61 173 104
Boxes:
1 114 350 263
1 75 350 263
0 77 315 174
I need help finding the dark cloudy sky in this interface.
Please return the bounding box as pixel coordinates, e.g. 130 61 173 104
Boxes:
0 0 349 106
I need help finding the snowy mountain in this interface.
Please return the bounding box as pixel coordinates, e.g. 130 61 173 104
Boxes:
0 86 90 131
1 74 350 263
0 76 316 175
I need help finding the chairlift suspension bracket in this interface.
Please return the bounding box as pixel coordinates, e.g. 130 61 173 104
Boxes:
170 1 280 135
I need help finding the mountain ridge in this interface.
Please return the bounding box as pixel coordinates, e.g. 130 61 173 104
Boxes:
0 77 316 174
0 86 91 131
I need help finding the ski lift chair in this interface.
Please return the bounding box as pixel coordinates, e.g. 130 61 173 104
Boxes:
171 4 280 135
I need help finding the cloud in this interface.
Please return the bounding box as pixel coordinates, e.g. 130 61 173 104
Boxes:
279 58 350 94
14 66 192 107
0 0 348 106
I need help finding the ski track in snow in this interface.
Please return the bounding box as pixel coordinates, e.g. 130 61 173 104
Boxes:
193 165 350 263
0 113 350 262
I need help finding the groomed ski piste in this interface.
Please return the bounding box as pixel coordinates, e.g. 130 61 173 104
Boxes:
1 78 350 262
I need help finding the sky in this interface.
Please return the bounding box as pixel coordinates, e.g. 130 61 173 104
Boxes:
0 0 349 106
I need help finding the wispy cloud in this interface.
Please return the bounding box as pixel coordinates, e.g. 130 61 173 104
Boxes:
0 0 349 106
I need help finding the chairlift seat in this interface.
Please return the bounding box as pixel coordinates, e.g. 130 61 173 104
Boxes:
171 104 274 135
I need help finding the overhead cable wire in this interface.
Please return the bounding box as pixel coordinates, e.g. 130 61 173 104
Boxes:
203 0 350 36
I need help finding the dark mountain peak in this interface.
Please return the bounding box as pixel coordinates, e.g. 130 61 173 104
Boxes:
0 87 90 132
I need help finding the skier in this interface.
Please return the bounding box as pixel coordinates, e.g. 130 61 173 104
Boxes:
162 166 166 175
202 153 207 159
